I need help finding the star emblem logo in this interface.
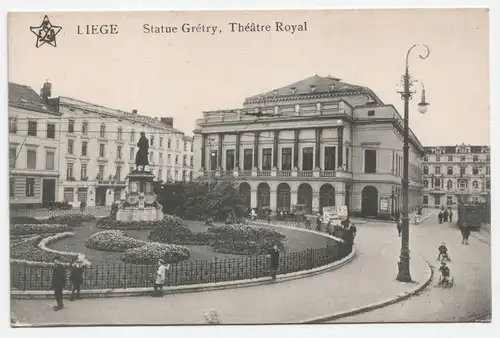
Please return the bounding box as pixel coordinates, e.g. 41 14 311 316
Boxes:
30 15 62 48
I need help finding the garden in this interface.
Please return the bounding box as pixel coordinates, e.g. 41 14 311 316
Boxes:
10 181 349 291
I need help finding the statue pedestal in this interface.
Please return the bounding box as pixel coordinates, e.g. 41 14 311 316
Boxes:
116 170 164 222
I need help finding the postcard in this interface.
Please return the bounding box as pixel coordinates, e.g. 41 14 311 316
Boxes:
7 9 491 326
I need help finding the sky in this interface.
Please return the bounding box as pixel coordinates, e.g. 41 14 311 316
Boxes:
7 9 490 145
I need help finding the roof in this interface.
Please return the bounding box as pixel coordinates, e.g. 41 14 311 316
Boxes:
244 75 373 102
8 82 60 115
424 144 490 154
58 96 184 134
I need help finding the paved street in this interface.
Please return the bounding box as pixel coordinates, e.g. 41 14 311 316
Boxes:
11 220 431 325
331 217 492 323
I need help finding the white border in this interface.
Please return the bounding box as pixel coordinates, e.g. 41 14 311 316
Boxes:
1 1 498 338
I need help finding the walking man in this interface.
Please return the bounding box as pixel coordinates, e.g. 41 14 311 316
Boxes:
268 245 280 280
449 208 453 223
461 222 471 245
70 258 85 301
51 257 67 311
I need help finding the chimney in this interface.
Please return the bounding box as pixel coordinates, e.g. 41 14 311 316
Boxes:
132 109 138 114
161 117 174 127
40 81 52 102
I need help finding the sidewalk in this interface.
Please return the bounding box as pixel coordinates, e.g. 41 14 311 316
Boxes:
11 221 431 325
331 216 492 323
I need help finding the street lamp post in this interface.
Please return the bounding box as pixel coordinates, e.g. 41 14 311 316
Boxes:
397 44 430 283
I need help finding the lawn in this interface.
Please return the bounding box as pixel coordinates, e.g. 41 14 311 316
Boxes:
47 220 337 265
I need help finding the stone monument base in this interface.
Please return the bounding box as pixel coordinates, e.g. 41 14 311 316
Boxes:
116 207 164 222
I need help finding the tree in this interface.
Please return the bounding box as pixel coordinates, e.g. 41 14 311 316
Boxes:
157 180 246 220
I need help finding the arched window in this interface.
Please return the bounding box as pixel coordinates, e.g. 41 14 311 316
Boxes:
459 180 466 190
447 180 453 190
447 166 453 175
473 180 479 189
423 179 429 188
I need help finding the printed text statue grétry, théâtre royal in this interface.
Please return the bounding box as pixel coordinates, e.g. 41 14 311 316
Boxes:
135 132 149 171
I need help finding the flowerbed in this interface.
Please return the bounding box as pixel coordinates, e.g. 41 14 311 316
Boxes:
148 222 211 245
121 243 190 265
206 225 286 255
45 213 97 227
97 214 183 230
10 223 69 236
85 230 148 252
10 234 74 264
10 216 41 225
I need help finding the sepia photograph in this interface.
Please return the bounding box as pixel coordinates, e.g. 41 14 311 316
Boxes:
5 7 492 328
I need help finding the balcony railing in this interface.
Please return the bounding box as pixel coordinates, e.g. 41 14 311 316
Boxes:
277 170 292 177
201 169 347 179
298 170 313 178
320 170 336 178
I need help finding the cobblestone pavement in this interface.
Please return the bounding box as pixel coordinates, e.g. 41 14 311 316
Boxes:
331 217 491 323
11 220 430 325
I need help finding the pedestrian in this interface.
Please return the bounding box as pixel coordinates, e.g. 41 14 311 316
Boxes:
316 215 322 232
396 212 402 236
438 210 443 224
343 219 357 255
267 211 272 224
152 259 169 297
449 209 453 223
268 245 280 280
51 256 67 311
461 222 471 245
443 209 449 222
69 258 85 301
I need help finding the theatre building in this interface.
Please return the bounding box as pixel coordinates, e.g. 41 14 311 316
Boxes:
193 75 424 217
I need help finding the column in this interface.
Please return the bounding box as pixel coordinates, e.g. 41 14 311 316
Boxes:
315 128 321 168
312 192 320 214
337 126 344 168
218 133 224 169
253 131 260 168
250 188 258 209
201 134 206 169
335 191 345 207
293 129 299 168
291 190 298 207
273 130 279 168
270 190 277 211
235 132 241 169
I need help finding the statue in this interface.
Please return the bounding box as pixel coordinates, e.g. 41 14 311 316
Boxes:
135 132 149 171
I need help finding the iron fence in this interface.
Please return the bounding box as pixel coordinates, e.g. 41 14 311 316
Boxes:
10 207 112 219
11 244 350 291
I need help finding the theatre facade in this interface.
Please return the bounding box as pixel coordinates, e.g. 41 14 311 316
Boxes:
193 75 424 217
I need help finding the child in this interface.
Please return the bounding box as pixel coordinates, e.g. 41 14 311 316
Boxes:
437 242 449 261
438 261 451 286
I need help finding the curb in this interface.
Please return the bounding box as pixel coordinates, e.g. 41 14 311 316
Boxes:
300 256 434 323
11 223 356 300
